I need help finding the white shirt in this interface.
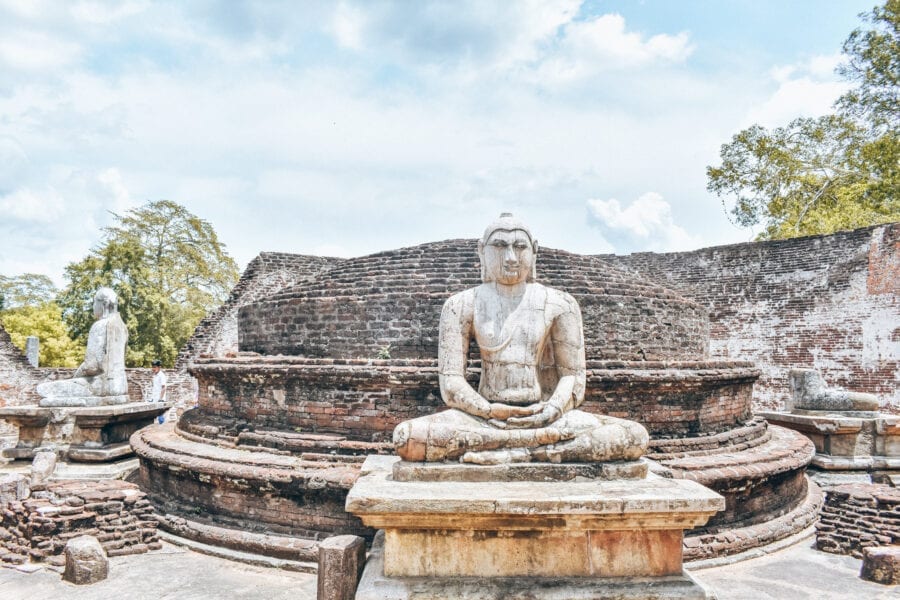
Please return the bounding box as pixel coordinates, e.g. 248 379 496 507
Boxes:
151 370 168 402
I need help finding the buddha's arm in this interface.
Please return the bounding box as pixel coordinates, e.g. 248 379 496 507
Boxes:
74 321 106 378
547 301 587 412
438 294 492 418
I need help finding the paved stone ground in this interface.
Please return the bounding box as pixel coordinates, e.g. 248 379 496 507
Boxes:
691 538 896 599
0 537 895 599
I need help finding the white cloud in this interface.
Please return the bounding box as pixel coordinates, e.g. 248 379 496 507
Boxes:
586 192 700 253
0 187 66 222
0 31 81 71
535 13 693 82
746 53 848 127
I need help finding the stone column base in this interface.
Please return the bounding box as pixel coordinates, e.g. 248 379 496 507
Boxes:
357 531 715 600
347 456 723 599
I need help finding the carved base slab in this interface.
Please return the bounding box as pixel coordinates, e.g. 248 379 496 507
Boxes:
0 402 172 463
356 531 715 600
761 411 900 471
392 458 648 482
38 394 131 408
347 456 723 597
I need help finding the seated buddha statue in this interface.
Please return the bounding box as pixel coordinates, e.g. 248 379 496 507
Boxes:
36 287 130 407
393 213 649 464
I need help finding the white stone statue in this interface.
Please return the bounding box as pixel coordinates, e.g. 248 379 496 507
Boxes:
393 214 649 464
788 368 879 412
37 288 129 407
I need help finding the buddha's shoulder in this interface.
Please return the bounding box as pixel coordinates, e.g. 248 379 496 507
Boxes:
534 283 580 315
442 287 476 314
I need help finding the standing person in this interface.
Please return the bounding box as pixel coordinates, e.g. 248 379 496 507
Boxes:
150 360 168 424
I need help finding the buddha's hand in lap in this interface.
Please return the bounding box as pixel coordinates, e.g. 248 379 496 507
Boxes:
488 402 562 429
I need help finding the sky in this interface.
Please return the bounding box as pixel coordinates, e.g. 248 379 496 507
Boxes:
0 0 878 285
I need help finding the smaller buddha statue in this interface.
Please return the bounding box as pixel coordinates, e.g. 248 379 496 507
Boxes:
393 214 649 464
788 368 879 412
37 287 130 407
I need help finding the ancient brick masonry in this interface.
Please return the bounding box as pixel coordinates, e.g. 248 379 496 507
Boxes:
239 241 709 361
177 252 341 369
600 223 900 412
0 324 41 439
0 479 160 565
816 483 900 558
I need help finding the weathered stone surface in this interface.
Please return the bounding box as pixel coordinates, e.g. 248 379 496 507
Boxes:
860 545 900 585
348 455 723 578
788 368 879 412
0 473 30 503
0 402 171 463
356 531 715 600
37 288 128 408
392 458 648 482
30 451 57 489
63 535 108 585
317 535 365 600
25 336 39 368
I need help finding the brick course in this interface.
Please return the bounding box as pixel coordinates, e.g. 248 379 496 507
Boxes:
816 483 900 558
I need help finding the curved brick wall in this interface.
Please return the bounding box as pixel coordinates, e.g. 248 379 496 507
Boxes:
187 356 757 441
177 252 342 369
601 223 899 412
239 240 709 362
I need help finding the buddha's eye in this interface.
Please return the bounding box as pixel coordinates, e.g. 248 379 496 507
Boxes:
491 240 508 247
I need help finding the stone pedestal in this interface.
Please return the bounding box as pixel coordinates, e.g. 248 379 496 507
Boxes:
761 411 900 471
347 456 724 599
0 402 172 463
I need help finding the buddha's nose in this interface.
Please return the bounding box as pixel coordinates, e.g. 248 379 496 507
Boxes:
504 246 517 263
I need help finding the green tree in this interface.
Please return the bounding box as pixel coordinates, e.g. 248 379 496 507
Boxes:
59 200 239 367
708 1 900 239
0 274 83 367
1 303 84 367
0 274 58 308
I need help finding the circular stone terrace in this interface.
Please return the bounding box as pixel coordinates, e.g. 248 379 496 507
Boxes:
133 239 817 566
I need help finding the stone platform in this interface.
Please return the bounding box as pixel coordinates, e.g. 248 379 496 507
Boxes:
761 410 900 471
0 402 172 463
347 456 724 599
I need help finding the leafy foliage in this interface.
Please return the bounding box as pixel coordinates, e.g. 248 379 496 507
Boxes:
837 0 900 132
708 1 900 240
1 303 84 367
0 274 58 309
58 200 239 367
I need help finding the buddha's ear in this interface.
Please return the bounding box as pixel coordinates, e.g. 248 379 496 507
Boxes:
531 239 539 281
533 239 539 254
477 240 487 281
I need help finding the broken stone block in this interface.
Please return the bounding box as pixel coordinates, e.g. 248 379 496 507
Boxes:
30 451 57 490
0 472 30 503
318 535 366 600
63 535 108 585
861 546 900 585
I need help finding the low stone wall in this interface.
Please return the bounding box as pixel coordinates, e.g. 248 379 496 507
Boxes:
816 483 900 558
0 478 160 565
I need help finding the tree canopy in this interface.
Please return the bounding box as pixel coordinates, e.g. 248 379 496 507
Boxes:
58 200 239 367
0 274 83 367
708 1 900 240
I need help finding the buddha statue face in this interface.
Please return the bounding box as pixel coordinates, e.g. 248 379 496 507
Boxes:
481 229 536 285
478 213 539 285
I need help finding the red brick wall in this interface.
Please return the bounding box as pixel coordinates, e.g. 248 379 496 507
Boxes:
600 223 900 412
